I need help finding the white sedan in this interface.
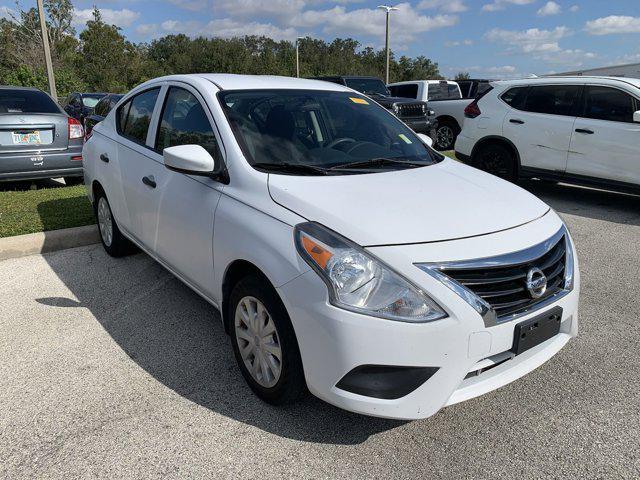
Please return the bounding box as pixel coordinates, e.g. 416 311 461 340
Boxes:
83 74 579 420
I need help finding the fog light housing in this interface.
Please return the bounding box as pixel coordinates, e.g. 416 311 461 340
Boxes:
336 365 439 400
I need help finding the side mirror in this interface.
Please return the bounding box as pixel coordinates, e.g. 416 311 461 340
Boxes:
634 111 640 123
163 144 215 175
416 133 434 148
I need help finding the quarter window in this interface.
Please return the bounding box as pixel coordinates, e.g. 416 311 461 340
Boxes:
582 86 637 123
500 87 528 110
155 87 221 160
117 88 160 145
522 85 581 116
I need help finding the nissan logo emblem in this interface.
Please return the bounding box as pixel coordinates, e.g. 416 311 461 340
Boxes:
526 267 547 299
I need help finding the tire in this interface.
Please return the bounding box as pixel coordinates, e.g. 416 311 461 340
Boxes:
473 143 517 182
64 176 83 186
94 191 133 257
228 275 306 405
434 120 459 151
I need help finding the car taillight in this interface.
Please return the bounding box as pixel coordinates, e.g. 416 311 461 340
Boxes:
68 117 84 139
464 100 481 118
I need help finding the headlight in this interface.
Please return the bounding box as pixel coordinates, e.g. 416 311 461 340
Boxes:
294 222 447 323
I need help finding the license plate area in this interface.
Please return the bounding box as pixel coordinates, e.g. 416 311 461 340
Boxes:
12 131 42 145
512 306 562 355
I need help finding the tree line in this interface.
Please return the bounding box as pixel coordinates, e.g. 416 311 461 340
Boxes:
0 1 446 98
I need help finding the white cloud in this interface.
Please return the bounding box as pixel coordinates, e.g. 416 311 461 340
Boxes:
585 16 640 35
136 23 159 37
482 0 535 13
0 5 15 20
159 18 297 41
215 0 306 19
73 8 141 28
537 1 561 16
445 39 473 47
290 3 458 45
485 26 569 53
536 49 597 67
445 64 522 79
417 0 468 14
569 5 579 12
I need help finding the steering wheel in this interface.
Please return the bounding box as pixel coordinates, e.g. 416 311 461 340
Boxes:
327 137 356 149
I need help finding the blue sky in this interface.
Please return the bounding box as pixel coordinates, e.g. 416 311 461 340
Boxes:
2 0 640 78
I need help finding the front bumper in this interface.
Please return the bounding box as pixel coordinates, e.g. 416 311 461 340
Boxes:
278 211 579 419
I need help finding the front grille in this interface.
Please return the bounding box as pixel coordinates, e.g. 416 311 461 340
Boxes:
397 103 425 118
440 235 567 319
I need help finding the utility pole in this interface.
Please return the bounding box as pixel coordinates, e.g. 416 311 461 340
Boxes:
295 37 304 78
37 0 57 101
377 5 398 85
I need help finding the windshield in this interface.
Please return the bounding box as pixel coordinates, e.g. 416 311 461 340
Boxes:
0 89 61 114
82 94 105 108
427 83 462 101
219 89 442 175
344 78 390 96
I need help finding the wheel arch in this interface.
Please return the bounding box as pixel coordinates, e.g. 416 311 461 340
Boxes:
470 135 522 174
435 115 461 131
91 180 105 206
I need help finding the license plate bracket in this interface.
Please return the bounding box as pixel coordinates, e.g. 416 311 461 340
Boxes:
512 306 562 355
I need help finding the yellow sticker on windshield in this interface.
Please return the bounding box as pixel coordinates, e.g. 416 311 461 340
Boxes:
350 97 369 105
398 134 412 144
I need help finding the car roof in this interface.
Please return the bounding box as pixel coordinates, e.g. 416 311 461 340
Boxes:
0 85 42 91
494 76 640 89
137 74 353 93
388 80 457 85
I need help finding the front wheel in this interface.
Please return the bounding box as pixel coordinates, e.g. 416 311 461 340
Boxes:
229 275 306 405
473 143 517 182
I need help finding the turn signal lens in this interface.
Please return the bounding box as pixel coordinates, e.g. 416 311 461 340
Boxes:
68 117 84 139
295 222 447 323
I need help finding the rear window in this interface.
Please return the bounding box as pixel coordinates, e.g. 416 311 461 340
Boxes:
82 95 104 108
388 84 418 99
427 83 461 101
0 89 61 114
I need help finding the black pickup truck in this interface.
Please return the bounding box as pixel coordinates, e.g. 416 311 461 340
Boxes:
313 76 436 136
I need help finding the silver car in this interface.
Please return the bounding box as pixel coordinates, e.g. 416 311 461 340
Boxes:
0 86 84 183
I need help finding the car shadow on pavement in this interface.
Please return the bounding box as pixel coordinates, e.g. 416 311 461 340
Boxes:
37 246 405 445
519 179 640 226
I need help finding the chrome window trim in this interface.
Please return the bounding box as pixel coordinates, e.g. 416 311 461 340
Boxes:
415 225 574 328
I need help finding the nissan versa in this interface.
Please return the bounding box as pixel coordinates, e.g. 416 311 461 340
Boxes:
82 74 579 420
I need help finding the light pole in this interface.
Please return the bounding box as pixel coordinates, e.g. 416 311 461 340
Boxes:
295 37 304 78
37 0 57 101
377 5 398 85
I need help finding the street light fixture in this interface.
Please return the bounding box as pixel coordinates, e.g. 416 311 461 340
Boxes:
295 37 304 78
377 5 398 85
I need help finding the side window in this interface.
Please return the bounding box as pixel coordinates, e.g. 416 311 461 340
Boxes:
94 97 108 117
500 86 528 110
155 87 221 160
582 86 637 123
117 88 160 145
522 85 581 116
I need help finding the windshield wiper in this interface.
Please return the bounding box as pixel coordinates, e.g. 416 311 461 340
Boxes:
252 162 329 176
329 157 430 171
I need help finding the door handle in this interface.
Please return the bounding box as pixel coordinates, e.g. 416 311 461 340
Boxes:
142 175 156 188
575 128 594 134
509 119 525 124
99 154 109 163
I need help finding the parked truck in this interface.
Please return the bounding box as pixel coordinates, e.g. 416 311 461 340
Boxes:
388 80 474 150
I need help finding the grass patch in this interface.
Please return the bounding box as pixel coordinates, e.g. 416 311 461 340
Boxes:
0 184 94 238
442 150 458 160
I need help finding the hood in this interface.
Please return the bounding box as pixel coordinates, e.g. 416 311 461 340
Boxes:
268 158 549 246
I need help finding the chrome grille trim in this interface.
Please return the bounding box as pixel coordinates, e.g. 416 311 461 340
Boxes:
416 225 575 327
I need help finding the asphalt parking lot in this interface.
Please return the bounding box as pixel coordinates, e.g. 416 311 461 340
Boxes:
1 180 639 479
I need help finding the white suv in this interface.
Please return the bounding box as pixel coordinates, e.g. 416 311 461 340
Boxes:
83 74 579 420
455 77 640 193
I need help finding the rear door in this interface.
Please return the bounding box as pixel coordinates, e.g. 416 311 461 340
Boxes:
114 86 164 248
0 89 70 174
567 85 640 185
502 84 582 173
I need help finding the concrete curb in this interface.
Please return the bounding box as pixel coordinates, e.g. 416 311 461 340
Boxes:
0 225 100 261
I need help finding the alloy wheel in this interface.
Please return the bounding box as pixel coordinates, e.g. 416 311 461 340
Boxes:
436 125 454 149
234 296 283 388
97 197 113 247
